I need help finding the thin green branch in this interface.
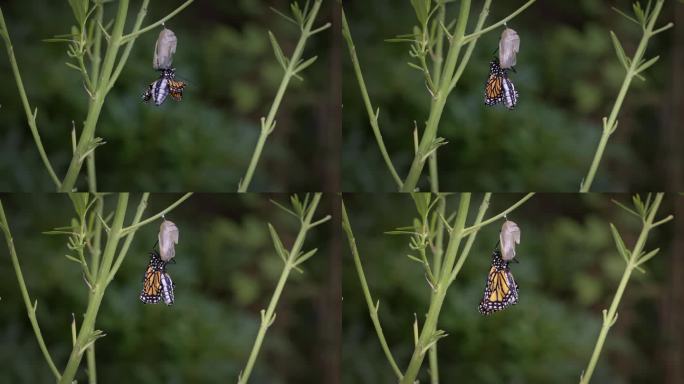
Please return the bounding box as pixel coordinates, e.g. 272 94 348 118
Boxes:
60 0 130 191
238 193 324 384
238 0 326 192
0 201 62 380
461 0 537 43
340 8 404 190
120 193 193 235
341 198 403 380
462 193 535 235
580 193 667 383
120 0 194 43
59 193 129 384
106 0 151 93
580 0 667 192
106 193 151 284
0 8 62 189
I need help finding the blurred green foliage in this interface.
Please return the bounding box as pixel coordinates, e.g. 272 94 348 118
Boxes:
0 193 335 383
342 1 675 192
0 1 334 192
342 193 674 383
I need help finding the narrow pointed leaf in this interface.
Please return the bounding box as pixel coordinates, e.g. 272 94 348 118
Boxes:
268 31 288 70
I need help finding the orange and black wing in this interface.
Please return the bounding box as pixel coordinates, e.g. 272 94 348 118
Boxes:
168 79 186 101
140 265 163 304
484 73 504 106
479 265 519 315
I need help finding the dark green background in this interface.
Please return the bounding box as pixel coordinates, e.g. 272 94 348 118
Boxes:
342 1 680 192
0 1 337 192
342 193 679 383
0 193 339 383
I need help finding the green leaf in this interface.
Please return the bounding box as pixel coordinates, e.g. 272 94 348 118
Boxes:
68 0 89 26
611 199 641 218
411 193 431 219
636 56 660 74
293 248 317 267
632 194 645 217
268 31 288 71
609 31 629 71
268 223 288 263
635 248 659 267
609 223 630 263
410 0 431 27
294 56 318 76
611 7 640 25
633 1 645 25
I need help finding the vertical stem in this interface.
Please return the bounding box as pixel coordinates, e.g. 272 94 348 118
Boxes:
238 0 324 192
580 193 664 383
86 338 97 384
238 194 322 383
401 194 471 384
401 1 472 192
59 194 128 384
0 201 62 380
580 0 665 192
341 9 403 189
60 0 130 192
0 9 61 189
341 199 403 380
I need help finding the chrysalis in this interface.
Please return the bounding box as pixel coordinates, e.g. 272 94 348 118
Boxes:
153 27 177 70
499 220 520 261
498 27 520 69
158 219 179 262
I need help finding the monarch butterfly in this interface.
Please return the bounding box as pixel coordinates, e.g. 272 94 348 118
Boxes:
142 68 186 106
140 250 175 305
484 58 518 109
478 249 518 315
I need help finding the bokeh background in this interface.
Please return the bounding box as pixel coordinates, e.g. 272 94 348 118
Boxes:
0 193 341 383
342 1 683 192
0 1 339 192
342 193 684 383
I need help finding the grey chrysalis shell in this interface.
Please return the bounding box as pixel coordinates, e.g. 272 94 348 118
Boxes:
498 27 520 69
158 219 179 262
499 220 520 261
153 27 177 70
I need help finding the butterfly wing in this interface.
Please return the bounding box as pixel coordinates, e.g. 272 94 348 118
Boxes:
479 264 518 315
484 73 504 106
140 264 163 304
168 79 186 102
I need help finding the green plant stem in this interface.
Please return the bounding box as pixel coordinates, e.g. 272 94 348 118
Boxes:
86 345 96 384
59 193 129 384
106 193 152 284
238 193 323 383
120 0 194 43
0 9 61 189
341 199 403 380
401 0 474 192
0 201 62 380
462 192 535 235
238 0 325 192
341 9 403 190
580 0 665 192
401 193 471 384
580 193 664 384
60 0 130 192
120 192 192 235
